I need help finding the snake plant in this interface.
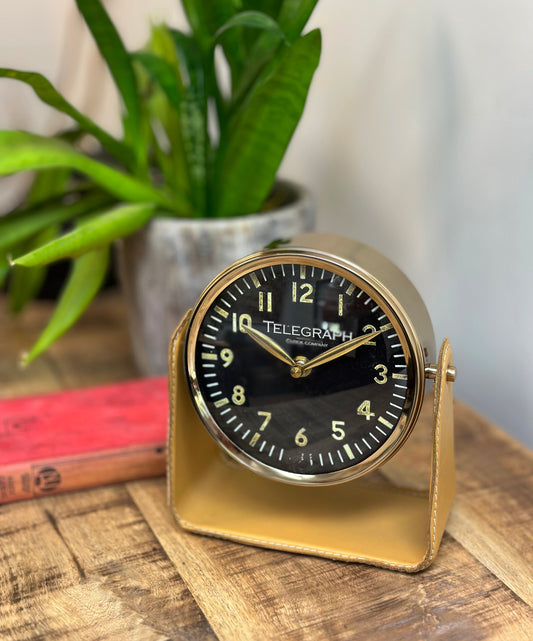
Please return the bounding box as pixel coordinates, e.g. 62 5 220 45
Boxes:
0 0 321 364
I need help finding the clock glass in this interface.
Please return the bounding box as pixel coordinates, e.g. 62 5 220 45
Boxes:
186 255 421 484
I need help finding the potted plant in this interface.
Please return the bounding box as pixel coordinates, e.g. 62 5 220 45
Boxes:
0 0 321 373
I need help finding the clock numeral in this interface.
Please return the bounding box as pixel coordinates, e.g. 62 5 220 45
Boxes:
331 420 346 441
362 324 377 346
374 364 388 384
258 291 273 312
357 400 375 421
292 282 314 304
220 348 234 368
232 385 246 406
295 427 308 447
232 313 252 333
257 411 272 431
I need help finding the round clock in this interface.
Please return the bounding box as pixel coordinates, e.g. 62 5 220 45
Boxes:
184 233 439 486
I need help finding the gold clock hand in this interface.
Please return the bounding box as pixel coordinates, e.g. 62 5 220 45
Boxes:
300 329 383 374
242 325 296 367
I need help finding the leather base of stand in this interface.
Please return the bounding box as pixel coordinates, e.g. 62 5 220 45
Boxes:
168 312 455 573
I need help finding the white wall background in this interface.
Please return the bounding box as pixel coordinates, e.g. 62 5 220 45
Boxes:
1 1 532 447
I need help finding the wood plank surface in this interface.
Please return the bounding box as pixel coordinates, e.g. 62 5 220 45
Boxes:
383 398 533 608
1 294 532 641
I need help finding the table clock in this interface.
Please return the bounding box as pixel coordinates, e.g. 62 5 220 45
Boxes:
167 233 456 571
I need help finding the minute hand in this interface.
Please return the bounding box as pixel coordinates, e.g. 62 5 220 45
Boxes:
302 329 383 373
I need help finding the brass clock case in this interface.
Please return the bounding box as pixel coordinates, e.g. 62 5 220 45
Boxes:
185 233 435 486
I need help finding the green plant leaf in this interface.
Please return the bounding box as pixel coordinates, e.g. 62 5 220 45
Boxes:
135 27 191 199
145 85 188 195
214 29 321 217
13 202 156 267
171 31 206 105
0 255 9 288
277 0 320 42
25 168 72 207
149 24 184 76
231 0 318 105
240 0 284 49
229 32 284 110
133 52 181 110
21 246 110 365
181 0 236 42
0 131 184 211
133 49 193 202
181 1 246 82
0 69 131 166
214 11 286 42
0 192 111 254
75 0 142 164
144 25 190 192
8 224 58 313
242 0 284 20
170 32 208 216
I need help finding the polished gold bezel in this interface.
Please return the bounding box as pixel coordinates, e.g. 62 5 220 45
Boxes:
185 235 433 486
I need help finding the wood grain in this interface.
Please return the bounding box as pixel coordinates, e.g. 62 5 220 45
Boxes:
1 294 532 640
129 478 533 641
383 399 533 607
0 486 216 641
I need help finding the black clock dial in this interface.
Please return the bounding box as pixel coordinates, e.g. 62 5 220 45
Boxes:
189 260 415 482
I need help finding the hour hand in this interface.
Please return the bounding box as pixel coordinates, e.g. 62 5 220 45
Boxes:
242 324 296 367
302 329 383 373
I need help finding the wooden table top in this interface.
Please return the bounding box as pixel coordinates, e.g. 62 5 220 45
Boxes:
1 294 532 641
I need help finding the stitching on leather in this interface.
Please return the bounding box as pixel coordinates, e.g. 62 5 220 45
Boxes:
167 318 187 513
178 518 416 570
429 340 451 561
354 482 427 498
166 332 177 508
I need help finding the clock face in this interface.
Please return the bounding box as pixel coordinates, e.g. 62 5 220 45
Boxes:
187 255 420 484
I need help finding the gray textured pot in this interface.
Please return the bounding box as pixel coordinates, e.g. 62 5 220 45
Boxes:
117 180 315 375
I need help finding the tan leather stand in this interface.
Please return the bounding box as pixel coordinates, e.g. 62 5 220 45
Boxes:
167 312 455 572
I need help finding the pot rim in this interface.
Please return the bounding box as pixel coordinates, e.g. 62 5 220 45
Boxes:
151 178 313 226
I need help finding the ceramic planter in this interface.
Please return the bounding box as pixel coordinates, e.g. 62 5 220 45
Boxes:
117 180 315 375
